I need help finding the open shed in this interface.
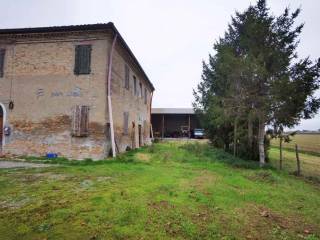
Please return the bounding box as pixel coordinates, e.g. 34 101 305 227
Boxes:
151 108 201 138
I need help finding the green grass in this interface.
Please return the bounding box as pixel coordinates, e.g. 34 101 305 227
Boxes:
0 141 320 240
271 134 320 155
269 147 320 182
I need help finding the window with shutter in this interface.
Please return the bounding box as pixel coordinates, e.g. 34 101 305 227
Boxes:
72 105 89 137
0 49 5 78
144 88 147 104
74 45 92 75
139 82 143 98
133 76 137 96
124 64 130 90
123 112 129 135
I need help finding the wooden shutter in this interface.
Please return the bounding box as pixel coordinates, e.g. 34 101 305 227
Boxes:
144 88 147 104
74 45 92 75
133 77 137 95
0 49 5 78
123 112 129 135
124 65 130 89
72 105 89 137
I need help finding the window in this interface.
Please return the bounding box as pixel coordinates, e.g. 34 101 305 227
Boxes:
74 45 92 75
124 64 130 89
139 82 143 98
72 105 89 137
123 112 129 135
133 76 137 96
144 88 148 104
0 49 5 78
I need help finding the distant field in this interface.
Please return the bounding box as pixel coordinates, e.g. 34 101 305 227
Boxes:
270 133 320 154
269 147 320 180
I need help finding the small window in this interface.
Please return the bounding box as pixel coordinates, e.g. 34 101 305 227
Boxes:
74 45 92 75
123 112 129 135
144 88 148 104
139 82 143 98
124 64 130 90
72 105 89 137
0 49 5 78
133 76 137 96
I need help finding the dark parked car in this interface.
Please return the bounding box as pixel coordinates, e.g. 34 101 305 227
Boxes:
193 129 205 139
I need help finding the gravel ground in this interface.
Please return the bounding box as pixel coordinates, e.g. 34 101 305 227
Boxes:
0 160 52 169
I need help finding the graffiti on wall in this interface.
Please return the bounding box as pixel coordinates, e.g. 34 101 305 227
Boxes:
36 87 82 99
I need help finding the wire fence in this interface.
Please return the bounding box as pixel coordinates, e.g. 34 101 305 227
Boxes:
269 145 320 182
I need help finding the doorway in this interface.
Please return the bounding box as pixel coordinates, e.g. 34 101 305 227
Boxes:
0 105 3 150
138 124 142 147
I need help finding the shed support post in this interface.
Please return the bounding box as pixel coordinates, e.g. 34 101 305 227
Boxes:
188 114 191 138
162 114 164 139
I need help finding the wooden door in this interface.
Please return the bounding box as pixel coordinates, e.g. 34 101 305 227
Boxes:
0 114 3 148
138 124 142 147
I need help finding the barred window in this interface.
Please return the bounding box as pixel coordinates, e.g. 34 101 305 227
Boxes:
0 49 5 78
72 105 89 137
124 64 130 89
74 45 92 75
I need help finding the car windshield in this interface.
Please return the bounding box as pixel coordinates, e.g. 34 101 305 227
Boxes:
194 129 203 132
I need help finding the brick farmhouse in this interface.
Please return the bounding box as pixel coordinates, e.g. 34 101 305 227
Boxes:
0 23 154 160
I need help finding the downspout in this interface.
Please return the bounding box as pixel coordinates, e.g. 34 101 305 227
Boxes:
107 33 118 157
149 91 154 140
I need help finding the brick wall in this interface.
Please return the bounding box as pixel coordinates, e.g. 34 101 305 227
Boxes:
0 30 153 159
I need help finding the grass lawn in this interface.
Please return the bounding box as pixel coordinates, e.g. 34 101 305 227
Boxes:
0 141 320 240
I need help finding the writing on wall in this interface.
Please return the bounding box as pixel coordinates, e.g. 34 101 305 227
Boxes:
35 87 82 99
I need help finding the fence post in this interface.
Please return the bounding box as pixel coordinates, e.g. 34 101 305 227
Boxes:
295 144 301 176
279 138 283 170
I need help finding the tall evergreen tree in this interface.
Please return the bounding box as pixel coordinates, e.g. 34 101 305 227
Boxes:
194 0 320 165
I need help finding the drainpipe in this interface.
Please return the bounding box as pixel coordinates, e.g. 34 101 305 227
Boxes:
149 91 154 140
107 34 118 157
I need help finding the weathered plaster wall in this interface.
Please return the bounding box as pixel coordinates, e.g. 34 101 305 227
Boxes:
111 41 152 152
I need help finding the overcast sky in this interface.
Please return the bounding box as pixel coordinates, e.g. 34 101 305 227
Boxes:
0 0 319 130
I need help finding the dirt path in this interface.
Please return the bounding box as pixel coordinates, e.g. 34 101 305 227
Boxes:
0 160 52 169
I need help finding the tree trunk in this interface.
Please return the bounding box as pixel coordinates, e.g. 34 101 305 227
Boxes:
233 118 237 156
248 116 253 157
279 137 283 170
258 116 265 166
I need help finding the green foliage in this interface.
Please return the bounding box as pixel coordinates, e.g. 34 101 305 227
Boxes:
193 0 320 164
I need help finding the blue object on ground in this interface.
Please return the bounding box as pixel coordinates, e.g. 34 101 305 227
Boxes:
46 153 58 158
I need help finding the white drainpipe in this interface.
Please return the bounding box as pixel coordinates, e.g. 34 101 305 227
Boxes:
107 34 118 157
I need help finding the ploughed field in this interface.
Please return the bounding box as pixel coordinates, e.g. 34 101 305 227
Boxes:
0 142 320 240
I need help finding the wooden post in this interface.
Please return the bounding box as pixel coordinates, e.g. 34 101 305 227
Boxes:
188 114 191 138
279 138 283 170
161 114 164 139
295 144 301 176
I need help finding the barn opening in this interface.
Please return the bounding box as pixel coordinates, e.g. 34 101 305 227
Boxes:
151 108 201 138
